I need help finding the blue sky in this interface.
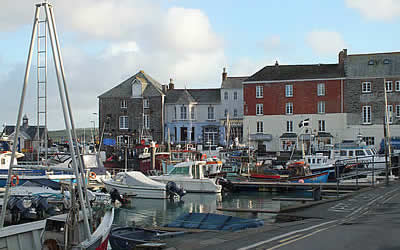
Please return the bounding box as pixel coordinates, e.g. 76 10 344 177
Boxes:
0 0 399 130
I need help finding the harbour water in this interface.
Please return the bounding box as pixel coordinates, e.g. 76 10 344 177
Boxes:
113 192 300 228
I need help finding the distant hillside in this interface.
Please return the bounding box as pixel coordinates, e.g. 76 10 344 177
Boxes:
49 128 98 143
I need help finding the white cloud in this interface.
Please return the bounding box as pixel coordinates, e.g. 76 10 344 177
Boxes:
345 0 400 21
0 0 226 129
306 31 346 56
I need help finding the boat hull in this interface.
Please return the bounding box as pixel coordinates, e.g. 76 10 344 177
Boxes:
103 179 167 199
150 176 222 193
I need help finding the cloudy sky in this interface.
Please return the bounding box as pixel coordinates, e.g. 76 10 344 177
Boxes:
0 0 399 130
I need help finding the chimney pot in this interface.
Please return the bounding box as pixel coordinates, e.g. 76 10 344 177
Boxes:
275 60 279 66
222 68 227 81
168 78 174 90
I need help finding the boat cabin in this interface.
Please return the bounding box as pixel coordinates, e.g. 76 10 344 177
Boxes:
287 161 312 177
168 161 207 179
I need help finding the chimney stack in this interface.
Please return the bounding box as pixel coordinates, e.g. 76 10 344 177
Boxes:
339 49 347 65
275 60 279 66
168 78 174 90
22 114 29 129
222 67 227 81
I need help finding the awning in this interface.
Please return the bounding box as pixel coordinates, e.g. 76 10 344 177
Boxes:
316 132 333 138
280 133 297 138
250 133 272 141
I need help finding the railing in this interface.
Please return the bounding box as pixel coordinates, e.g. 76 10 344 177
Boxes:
333 153 400 197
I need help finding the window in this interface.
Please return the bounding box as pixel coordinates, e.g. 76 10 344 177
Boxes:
234 109 238 117
224 91 228 100
396 105 400 117
317 101 325 114
121 100 127 109
286 121 293 132
256 104 263 115
256 86 263 98
368 60 375 65
386 81 393 92
285 85 293 97
143 99 149 108
119 116 128 130
256 121 263 133
318 120 326 132
174 106 177 120
190 106 195 120
362 82 371 93
317 83 325 96
208 106 214 120
143 114 150 129
396 81 400 92
180 106 187 120
234 91 238 100
387 105 393 124
362 106 371 124
383 59 391 64
224 109 228 117
362 137 375 146
286 102 293 115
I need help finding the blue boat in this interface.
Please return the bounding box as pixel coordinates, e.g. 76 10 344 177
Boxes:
287 161 329 183
164 212 264 231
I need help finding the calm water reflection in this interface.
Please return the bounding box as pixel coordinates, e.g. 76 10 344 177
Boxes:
113 192 296 227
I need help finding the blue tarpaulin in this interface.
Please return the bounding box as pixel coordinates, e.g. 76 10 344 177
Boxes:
103 138 116 146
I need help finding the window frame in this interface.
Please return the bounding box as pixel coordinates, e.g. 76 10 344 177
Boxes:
180 105 187 120
256 86 263 98
143 114 150 129
386 81 393 92
120 100 127 109
119 116 128 130
143 99 149 108
285 85 293 97
387 105 393 124
318 120 326 132
224 109 228 117
396 105 400 117
317 83 325 96
208 106 215 120
224 91 228 100
317 101 326 114
234 91 238 100
362 82 371 93
396 81 400 92
286 120 293 132
286 102 293 115
362 106 371 124
190 106 196 120
256 104 263 115
256 121 264 133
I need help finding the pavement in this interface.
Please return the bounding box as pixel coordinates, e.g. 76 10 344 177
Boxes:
162 182 400 250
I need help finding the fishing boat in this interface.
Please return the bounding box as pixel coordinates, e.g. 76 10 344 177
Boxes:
286 161 329 183
151 161 222 193
102 171 186 199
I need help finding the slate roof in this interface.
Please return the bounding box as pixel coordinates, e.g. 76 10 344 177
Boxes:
221 76 248 89
98 71 164 98
244 64 344 82
3 125 46 140
165 89 221 104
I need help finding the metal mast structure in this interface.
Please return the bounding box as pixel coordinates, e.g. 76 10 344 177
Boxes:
35 7 48 163
0 2 92 240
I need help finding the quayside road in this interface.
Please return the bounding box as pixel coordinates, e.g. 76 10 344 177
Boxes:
163 182 400 250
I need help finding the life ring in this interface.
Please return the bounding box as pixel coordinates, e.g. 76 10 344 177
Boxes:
89 172 97 180
201 154 207 160
11 175 19 186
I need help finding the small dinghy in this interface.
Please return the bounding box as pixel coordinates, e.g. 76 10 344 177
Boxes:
109 227 184 250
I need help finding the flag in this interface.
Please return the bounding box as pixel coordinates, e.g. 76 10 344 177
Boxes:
298 118 310 128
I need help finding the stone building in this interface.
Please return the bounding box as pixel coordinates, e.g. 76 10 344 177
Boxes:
220 68 248 144
341 49 400 147
98 71 167 146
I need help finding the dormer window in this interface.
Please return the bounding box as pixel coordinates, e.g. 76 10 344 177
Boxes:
368 60 375 65
383 59 391 64
131 79 142 98
120 100 127 109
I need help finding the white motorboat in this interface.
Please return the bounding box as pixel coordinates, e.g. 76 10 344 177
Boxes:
151 161 222 193
103 171 185 199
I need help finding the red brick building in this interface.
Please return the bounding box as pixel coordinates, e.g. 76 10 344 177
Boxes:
243 61 345 151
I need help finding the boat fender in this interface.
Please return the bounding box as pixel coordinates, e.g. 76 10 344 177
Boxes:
11 175 19 186
201 154 207 160
89 171 97 180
